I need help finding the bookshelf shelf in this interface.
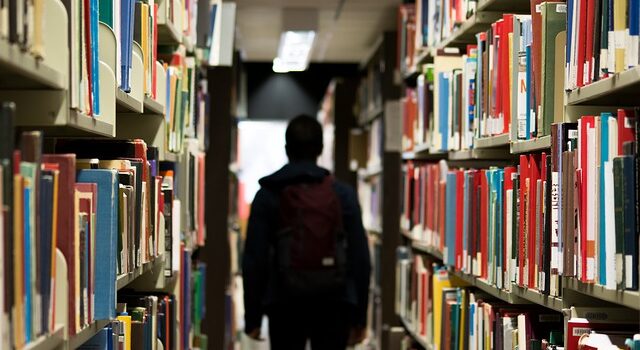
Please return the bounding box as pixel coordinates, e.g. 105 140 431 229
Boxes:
358 164 383 181
412 241 444 261
510 135 551 154
366 226 383 235
144 96 165 115
23 325 65 350
399 317 434 350
116 89 144 113
567 66 640 106
68 320 111 350
511 285 564 312
563 277 640 311
403 143 448 161
116 255 165 290
162 150 179 162
158 19 182 45
476 0 531 13
0 39 66 90
450 270 526 304
436 11 502 49
474 134 510 149
448 148 513 161
360 106 384 126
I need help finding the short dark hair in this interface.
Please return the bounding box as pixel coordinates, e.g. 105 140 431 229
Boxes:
285 114 323 162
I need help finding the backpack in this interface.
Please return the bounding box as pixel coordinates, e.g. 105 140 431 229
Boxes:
273 175 348 298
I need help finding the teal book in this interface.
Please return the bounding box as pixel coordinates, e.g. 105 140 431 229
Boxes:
98 0 114 28
599 113 612 286
21 161 37 342
77 169 119 320
446 172 457 266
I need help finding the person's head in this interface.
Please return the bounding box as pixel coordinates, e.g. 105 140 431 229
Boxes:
285 114 323 163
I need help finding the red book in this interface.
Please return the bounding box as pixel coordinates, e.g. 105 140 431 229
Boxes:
528 154 541 288
405 161 414 225
585 0 596 84
76 182 97 325
576 0 588 87
41 154 77 334
84 0 93 116
471 170 481 273
617 109 637 154
455 171 464 270
413 163 421 227
578 116 594 281
518 155 529 286
503 166 516 279
439 180 446 252
501 15 514 134
480 170 489 279
425 165 434 238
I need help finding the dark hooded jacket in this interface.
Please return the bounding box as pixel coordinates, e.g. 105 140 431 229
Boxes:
242 161 371 332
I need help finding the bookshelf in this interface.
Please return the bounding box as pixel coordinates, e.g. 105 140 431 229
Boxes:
0 1 235 349
567 66 640 106
388 0 640 348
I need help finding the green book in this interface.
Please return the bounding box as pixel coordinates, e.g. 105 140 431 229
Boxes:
99 0 114 28
540 2 567 137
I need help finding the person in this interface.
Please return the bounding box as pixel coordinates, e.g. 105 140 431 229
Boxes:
243 115 371 350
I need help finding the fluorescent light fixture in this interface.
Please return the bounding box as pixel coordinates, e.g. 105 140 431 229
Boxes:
272 30 316 73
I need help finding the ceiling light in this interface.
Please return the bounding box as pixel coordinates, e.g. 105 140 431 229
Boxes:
272 30 316 73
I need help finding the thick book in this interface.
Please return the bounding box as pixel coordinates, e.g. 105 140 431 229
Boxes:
77 169 119 320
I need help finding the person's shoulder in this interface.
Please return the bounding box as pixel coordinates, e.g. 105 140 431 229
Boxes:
332 179 357 202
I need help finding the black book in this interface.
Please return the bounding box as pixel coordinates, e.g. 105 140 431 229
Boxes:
0 102 14 320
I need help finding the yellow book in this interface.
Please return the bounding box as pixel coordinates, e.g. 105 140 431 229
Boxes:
432 268 453 349
614 0 626 73
32 0 44 58
117 315 132 350
13 175 24 349
458 289 467 350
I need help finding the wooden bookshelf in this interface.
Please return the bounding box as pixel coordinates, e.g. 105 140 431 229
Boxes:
411 241 444 261
563 277 640 311
450 270 526 304
510 135 552 154
474 134 510 149
0 39 66 90
157 18 182 45
567 66 640 106
358 164 383 181
366 226 384 236
399 317 434 350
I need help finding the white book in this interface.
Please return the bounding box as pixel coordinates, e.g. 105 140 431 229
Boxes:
586 127 596 281
550 171 560 296
172 199 181 275
603 161 617 290
517 314 528 350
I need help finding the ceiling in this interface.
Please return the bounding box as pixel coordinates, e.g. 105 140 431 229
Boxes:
234 0 401 63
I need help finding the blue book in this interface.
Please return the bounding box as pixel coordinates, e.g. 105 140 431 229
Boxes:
91 0 100 115
78 327 111 349
206 4 218 50
566 0 573 78
120 0 135 92
599 113 612 286
39 173 54 334
462 172 471 271
445 172 457 266
77 169 119 320
525 45 532 140
439 73 450 152
24 185 33 341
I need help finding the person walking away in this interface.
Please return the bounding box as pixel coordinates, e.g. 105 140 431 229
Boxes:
243 115 371 350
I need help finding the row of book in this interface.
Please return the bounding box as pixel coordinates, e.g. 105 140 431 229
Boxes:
78 260 206 350
0 0 46 57
401 4 569 152
402 113 638 295
397 1 478 74
0 101 206 350
566 0 640 89
396 251 640 350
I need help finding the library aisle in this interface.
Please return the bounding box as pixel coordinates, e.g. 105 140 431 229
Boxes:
2 0 640 350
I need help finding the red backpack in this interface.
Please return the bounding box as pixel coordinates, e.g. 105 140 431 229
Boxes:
274 175 348 298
